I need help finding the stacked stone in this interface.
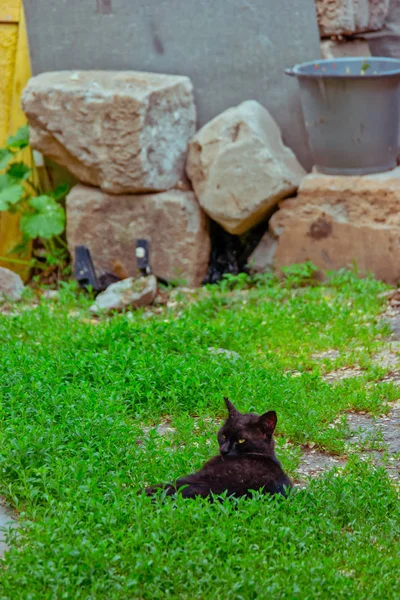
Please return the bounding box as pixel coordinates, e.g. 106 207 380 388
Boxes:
22 71 210 287
250 170 400 285
23 64 400 287
315 0 390 58
247 1 400 285
186 101 305 236
22 72 306 286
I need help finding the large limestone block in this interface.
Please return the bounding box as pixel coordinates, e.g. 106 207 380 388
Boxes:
66 185 210 287
263 169 400 284
22 71 196 194
316 0 356 36
186 101 305 235
316 0 390 36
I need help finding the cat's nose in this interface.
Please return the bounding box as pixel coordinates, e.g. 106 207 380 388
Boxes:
220 444 230 455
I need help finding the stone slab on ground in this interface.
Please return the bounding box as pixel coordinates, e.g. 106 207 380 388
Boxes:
0 500 16 559
66 185 210 288
22 71 195 194
0 268 24 301
90 275 158 314
297 400 400 484
256 168 400 284
346 402 400 457
23 0 321 170
297 450 344 483
186 101 305 235
387 314 400 341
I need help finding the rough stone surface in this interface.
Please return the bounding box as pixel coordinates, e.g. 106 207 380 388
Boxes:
346 403 400 456
390 316 400 340
297 450 344 482
297 401 400 483
316 0 390 36
316 0 356 36
66 185 210 287
382 293 400 340
0 268 24 301
90 275 157 314
186 101 305 235
247 232 278 273
368 0 390 30
22 71 196 194
320 39 371 59
255 169 400 284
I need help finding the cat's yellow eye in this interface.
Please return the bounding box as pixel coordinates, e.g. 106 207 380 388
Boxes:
221 435 226 440
238 439 246 444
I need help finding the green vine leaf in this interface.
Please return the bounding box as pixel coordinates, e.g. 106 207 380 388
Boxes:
21 195 65 239
7 162 32 181
0 149 13 171
0 173 17 190
0 184 25 211
6 125 30 150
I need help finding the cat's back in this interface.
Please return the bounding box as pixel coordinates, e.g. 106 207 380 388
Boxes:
195 454 292 497
208 454 288 480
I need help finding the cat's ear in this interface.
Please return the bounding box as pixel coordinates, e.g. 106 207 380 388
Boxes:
258 410 277 433
224 397 240 418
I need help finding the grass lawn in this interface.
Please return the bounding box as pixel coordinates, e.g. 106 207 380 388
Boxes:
0 269 399 599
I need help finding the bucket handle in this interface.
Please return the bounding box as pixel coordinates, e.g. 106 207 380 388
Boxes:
285 68 295 77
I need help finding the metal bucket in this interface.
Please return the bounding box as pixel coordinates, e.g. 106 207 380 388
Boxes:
286 57 400 175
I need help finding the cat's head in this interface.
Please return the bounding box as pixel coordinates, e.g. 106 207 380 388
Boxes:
217 397 277 458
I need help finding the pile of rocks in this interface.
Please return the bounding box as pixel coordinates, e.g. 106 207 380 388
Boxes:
315 0 389 58
250 169 400 285
22 71 305 288
22 71 209 288
248 1 400 285
21 46 400 290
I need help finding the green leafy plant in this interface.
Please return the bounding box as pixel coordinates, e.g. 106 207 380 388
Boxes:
0 125 69 271
281 261 319 288
218 272 250 292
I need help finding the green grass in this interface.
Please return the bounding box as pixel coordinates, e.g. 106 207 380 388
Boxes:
0 270 399 599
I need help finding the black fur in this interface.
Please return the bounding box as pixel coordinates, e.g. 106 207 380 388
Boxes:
145 398 292 499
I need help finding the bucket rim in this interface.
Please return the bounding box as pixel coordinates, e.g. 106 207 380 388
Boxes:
288 57 400 79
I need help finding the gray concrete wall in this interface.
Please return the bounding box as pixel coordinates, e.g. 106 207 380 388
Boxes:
23 0 321 169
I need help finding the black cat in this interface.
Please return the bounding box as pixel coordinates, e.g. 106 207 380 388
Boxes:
144 398 292 499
